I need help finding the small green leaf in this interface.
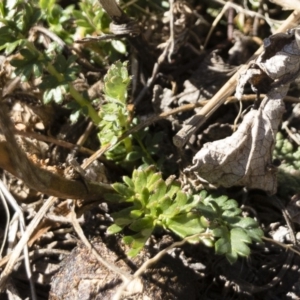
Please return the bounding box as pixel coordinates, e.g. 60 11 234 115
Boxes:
129 209 143 219
122 176 134 190
53 54 67 73
113 207 136 226
43 87 64 104
147 172 162 190
134 169 148 193
103 114 118 122
123 235 134 245
165 183 180 199
201 238 215 247
148 179 167 204
112 182 134 198
129 216 154 232
163 203 180 218
212 226 228 238
167 213 205 238
39 75 60 90
107 224 123 234
4 39 23 54
226 251 238 264
215 237 231 255
123 232 149 257
246 227 264 242
231 228 252 245
231 217 260 229
125 151 143 161
127 247 141 258
158 196 173 213
104 193 125 202
139 187 150 207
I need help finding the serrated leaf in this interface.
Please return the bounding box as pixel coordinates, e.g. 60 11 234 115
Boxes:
231 217 260 229
163 192 188 217
39 75 60 90
213 195 229 206
199 190 208 200
197 203 218 220
226 251 238 264
222 207 242 217
215 237 231 255
43 87 64 104
0 26 16 46
4 39 23 54
213 226 228 238
245 227 264 242
228 228 251 259
104 61 130 102
167 214 204 238
53 54 67 73
231 228 252 244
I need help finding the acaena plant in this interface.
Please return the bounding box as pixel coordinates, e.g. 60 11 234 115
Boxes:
98 61 165 166
106 166 263 263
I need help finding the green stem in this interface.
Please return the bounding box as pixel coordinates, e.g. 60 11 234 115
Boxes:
26 42 101 125
135 134 156 166
68 84 101 124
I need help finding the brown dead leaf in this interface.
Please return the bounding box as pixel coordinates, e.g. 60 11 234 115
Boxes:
186 95 285 194
187 27 300 194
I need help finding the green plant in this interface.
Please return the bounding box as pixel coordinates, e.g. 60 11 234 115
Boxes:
0 0 126 117
0 1 160 167
274 132 300 196
274 132 300 170
106 166 263 263
98 60 132 160
98 61 165 166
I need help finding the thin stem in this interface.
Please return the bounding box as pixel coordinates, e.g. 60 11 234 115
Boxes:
26 41 101 125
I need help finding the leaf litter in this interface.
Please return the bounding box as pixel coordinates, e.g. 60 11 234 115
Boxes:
187 27 300 195
1 2 300 300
